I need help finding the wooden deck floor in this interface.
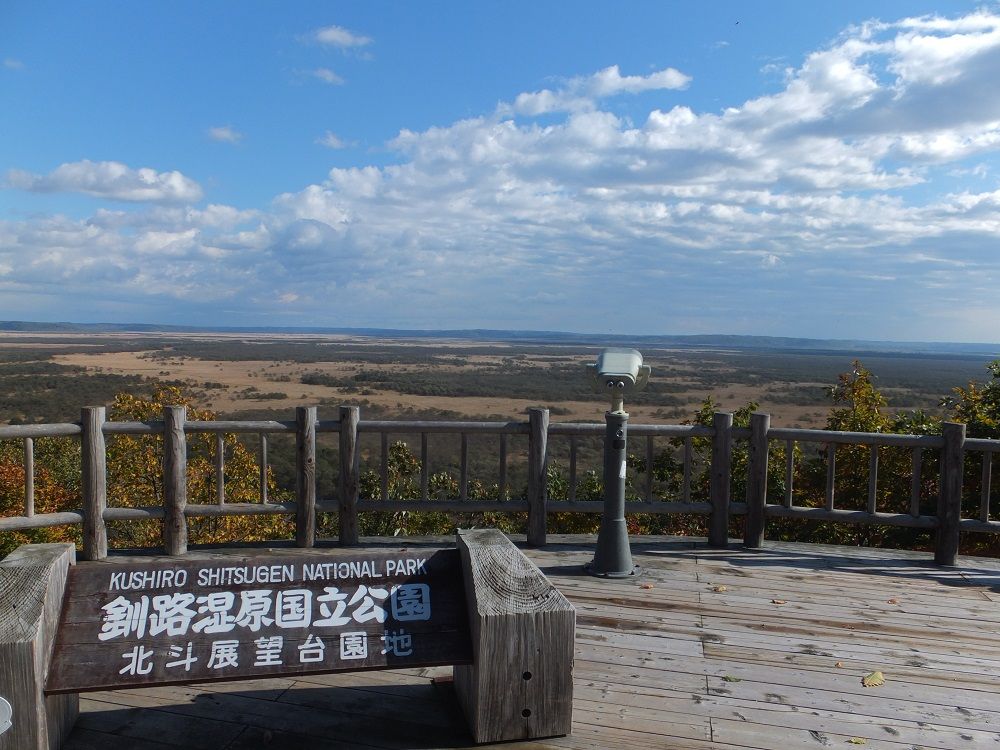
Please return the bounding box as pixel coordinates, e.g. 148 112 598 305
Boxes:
65 536 1000 750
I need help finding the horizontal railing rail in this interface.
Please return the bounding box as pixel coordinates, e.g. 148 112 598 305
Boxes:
1 406 998 564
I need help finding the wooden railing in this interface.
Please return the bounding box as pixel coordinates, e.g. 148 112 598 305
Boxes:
2 406 998 565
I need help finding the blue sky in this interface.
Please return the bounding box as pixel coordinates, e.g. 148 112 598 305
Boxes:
1 1 998 341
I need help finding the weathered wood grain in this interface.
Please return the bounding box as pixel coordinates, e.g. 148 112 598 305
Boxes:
23 437 34 517
936 421 966 565
161 406 187 556
453 528 574 743
338 406 360 546
80 407 107 561
11 407 1000 567
47 548 471 694
708 412 733 547
0 543 77 750
526 408 549 547
295 406 317 548
58 536 1000 750
743 412 769 548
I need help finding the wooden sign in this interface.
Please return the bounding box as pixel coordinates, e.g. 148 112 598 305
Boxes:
46 549 471 694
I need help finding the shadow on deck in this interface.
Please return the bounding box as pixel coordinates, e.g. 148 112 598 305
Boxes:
67 536 1000 750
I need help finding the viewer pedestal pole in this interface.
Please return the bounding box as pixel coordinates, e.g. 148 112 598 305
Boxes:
587 408 640 578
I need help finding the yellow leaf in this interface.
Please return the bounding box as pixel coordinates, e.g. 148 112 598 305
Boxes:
722 675 742 682
847 738 867 745
713 585 728 592
861 671 885 687
639 583 654 590
771 599 787 605
834 661 844 668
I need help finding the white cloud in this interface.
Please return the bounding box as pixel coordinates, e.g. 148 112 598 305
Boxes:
255 10 1000 334
3 58 24 70
948 163 989 178
587 65 691 96
151 205 259 229
4 10 1000 340
5 160 202 203
207 125 243 144
312 67 344 85
502 64 691 116
133 229 200 256
316 131 348 149
313 25 371 49
508 89 590 117
884 10 1000 86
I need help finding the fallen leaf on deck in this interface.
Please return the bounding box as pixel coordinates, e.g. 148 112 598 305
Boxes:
771 599 787 605
861 671 885 687
847 738 867 745
640 583 654 590
722 675 742 682
834 661 844 668
886 598 900 604
713 585 728 592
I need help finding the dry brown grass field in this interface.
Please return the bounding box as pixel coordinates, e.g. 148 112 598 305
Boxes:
2 330 983 427
46 339 818 424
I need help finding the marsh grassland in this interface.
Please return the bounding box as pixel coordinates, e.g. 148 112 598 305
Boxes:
0 330 983 426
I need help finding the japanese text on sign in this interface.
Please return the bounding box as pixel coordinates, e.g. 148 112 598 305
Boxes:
47 550 471 694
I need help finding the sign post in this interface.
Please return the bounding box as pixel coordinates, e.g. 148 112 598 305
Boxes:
47 548 470 693
1 530 574 747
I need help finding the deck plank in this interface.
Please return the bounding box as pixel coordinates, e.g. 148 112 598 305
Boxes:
64 537 1000 750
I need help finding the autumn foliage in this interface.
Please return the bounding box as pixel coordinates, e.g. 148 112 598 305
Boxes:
3 362 1000 557
1 386 292 556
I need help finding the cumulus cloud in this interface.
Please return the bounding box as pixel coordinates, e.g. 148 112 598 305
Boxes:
588 65 691 96
5 160 203 203
260 10 1000 335
207 125 243 144
503 64 691 116
879 10 1000 86
4 10 1000 339
313 24 371 49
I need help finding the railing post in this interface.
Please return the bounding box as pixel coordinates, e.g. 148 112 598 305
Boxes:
744 412 771 548
296 406 317 547
527 407 549 547
935 421 965 566
215 433 225 505
339 405 360 546
162 405 188 556
258 432 269 504
24 437 34 517
708 412 733 547
81 406 108 560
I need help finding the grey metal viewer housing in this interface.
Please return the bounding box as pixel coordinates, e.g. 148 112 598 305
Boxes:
587 347 651 391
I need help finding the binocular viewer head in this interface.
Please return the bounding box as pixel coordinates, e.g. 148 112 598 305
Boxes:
587 347 651 394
